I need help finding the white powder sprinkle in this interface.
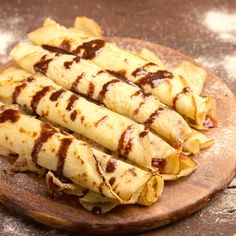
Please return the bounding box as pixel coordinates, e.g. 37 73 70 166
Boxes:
196 53 236 84
203 11 236 43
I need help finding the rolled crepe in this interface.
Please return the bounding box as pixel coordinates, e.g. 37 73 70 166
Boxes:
0 102 164 211
0 68 197 179
27 18 216 128
0 67 152 169
11 43 193 148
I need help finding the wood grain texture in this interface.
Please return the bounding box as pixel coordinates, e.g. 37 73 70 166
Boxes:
0 38 235 235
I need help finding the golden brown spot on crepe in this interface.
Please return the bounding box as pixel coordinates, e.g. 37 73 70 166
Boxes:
31 86 52 113
95 115 108 127
66 94 79 111
0 109 20 123
56 138 73 175
72 39 105 59
118 125 133 157
128 168 137 177
34 55 53 75
80 115 85 124
50 89 65 101
19 127 26 133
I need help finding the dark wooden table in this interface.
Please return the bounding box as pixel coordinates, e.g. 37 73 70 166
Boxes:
0 0 235 235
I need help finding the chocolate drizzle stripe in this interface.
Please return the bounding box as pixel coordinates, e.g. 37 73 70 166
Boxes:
144 107 168 129
0 109 20 123
173 86 190 109
134 101 145 115
12 76 35 103
59 39 72 51
56 138 73 175
130 90 152 98
34 55 53 75
31 123 57 165
87 82 95 98
98 79 120 102
66 94 79 111
31 86 52 113
42 44 73 55
95 115 108 127
132 63 173 88
49 89 65 101
118 125 133 157
72 39 105 59
71 73 84 92
105 158 117 173
70 110 78 121
107 70 137 87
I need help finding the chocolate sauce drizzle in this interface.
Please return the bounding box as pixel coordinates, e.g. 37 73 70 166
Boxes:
31 86 52 113
64 57 81 69
70 110 78 121
66 94 79 111
107 70 137 87
42 44 73 56
0 109 20 123
87 82 95 98
59 39 72 51
34 55 53 75
49 89 65 101
56 138 73 175
105 158 117 173
173 86 190 109
143 107 168 129
71 73 84 92
72 39 105 59
31 123 57 165
108 177 116 186
118 125 133 157
98 79 120 102
132 63 173 88
95 115 107 127
130 90 152 98
12 77 35 104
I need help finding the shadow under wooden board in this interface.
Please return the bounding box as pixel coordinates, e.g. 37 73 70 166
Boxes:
0 37 235 235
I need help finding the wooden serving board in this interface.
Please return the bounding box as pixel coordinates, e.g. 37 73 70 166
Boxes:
0 38 235 235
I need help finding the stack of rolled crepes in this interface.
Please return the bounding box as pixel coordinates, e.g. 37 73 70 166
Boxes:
0 17 216 214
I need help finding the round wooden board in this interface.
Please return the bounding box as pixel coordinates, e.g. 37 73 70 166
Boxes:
0 37 235 235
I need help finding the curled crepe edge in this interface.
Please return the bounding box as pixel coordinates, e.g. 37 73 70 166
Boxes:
162 154 197 181
73 16 103 38
183 130 214 155
46 171 118 214
173 61 207 96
